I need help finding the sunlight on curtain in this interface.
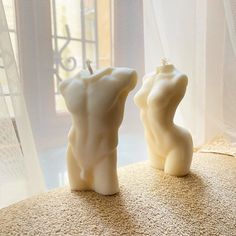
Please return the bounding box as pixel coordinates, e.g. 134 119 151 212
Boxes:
143 0 236 149
0 0 45 208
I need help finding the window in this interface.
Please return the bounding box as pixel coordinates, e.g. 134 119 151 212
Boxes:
1 0 18 117
2 0 144 150
50 0 112 112
11 0 112 149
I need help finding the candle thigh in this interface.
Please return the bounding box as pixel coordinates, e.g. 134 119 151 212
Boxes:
134 64 193 176
60 67 137 195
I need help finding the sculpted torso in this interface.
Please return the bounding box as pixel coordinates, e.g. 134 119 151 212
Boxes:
134 64 193 176
60 67 137 195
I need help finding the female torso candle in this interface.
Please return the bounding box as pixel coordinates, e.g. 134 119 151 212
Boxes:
60 66 137 195
134 63 193 176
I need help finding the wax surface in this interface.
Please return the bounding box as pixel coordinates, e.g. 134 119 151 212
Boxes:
60 67 137 195
134 64 193 176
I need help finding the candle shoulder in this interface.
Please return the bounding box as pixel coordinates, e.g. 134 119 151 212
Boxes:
60 68 137 115
149 73 188 106
134 70 188 109
110 68 137 92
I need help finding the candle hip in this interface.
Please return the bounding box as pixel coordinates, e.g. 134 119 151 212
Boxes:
60 67 137 195
134 64 193 176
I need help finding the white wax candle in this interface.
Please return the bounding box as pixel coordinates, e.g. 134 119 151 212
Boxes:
134 64 193 176
60 67 137 195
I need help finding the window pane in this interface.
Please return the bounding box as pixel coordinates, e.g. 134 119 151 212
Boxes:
2 0 18 62
0 58 8 95
2 0 18 117
51 0 81 39
84 0 96 41
0 58 14 117
97 0 112 67
2 0 16 30
51 0 112 113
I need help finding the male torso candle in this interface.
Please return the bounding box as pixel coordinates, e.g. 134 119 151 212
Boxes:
60 67 137 195
134 63 193 176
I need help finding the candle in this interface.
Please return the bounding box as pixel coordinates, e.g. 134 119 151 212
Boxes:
60 64 137 195
134 61 193 176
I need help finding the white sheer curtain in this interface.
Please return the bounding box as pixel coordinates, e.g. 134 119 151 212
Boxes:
0 0 45 208
143 0 236 149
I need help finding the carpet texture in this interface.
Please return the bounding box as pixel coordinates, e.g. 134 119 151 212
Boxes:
0 153 236 236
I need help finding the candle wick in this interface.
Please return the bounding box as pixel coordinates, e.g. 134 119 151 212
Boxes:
161 58 168 66
86 60 94 75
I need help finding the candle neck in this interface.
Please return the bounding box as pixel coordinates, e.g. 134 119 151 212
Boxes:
156 64 175 74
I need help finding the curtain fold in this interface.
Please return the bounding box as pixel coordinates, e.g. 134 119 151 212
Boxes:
143 0 236 148
0 0 45 208
224 0 236 57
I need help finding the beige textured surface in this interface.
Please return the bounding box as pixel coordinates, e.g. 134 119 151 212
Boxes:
0 153 236 236
199 135 236 157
